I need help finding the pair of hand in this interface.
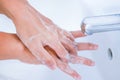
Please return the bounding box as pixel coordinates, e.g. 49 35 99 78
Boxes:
0 0 98 80
0 32 98 80
17 31 98 80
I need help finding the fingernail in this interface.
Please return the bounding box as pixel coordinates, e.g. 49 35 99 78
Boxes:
91 61 95 66
48 65 56 70
84 60 95 66
46 61 56 70
74 75 81 80
94 45 98 49
49 65 56 70
75 77 81 80
90 45 98 49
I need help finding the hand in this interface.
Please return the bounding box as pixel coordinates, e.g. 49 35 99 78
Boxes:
0 32 40 64
45 31 98 80
0 0 83 69
0 32 98 80
0 1 98 79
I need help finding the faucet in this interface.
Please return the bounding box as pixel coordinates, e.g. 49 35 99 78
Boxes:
81 14 120 35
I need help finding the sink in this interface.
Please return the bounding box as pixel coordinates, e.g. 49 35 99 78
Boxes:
83 31 120 80
0 0 120 80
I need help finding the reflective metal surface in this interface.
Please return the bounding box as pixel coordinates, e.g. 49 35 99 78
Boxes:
0 0 120 80
81 14 120 35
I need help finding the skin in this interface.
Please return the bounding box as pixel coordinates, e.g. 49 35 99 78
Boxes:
0 0 78 69
0 0 98 70
0 32 41 64
0 0 98 79
0 32 98 80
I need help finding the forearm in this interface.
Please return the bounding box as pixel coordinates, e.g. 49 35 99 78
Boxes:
0 0 28 19
0 0 31 60
0 32 24 60
0 0 44 39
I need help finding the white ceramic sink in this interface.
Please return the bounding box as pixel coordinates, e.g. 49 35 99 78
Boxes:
0 0 120 80
88 31 120 80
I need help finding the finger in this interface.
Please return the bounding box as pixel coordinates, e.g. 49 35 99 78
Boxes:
70 30 86 38
49 41 68 60
61 38 77 56
76 43 98 50
22 49 42 65
31 45 56 70
63 30 75 41
56 27 75 41
57 61 81 80
69 55 95 66
45 46 81 80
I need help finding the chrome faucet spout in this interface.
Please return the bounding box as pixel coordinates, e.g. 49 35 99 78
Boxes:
81 14 120 35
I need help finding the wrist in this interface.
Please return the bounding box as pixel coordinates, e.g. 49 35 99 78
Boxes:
0 32 25 60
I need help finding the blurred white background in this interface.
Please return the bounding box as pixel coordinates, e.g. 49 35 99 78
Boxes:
0 0 120 80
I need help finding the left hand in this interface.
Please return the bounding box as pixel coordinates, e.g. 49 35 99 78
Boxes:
0 32 41 64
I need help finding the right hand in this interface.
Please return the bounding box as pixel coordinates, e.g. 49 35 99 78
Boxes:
5 0 79 70
45 31 98 80
0 0 82 70
0 1 98 76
